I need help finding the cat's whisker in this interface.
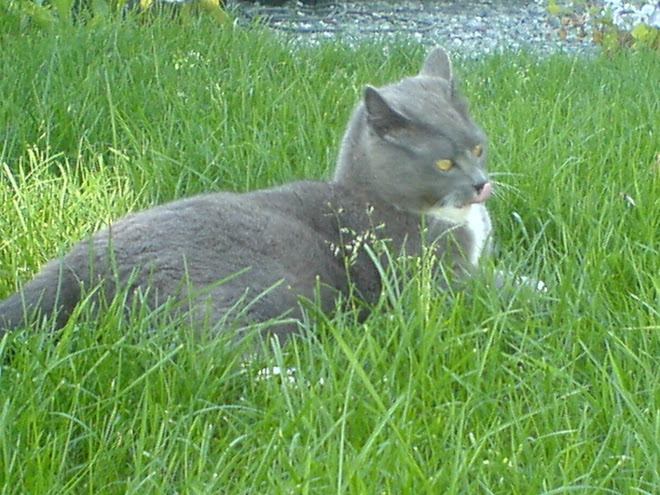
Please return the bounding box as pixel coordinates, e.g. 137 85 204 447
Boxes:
488 171 524 179
489 180 523 197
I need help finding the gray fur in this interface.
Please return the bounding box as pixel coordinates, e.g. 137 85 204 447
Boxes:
0 48 493 342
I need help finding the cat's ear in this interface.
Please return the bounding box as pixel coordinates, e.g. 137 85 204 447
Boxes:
419 47 453 81
364 86 408 138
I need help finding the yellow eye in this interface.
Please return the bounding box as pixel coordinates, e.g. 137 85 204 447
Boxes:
436 159 454 171
472 144 484 157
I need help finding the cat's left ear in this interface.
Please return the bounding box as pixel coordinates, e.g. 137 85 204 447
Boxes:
364 86 409 138
419 47 453 81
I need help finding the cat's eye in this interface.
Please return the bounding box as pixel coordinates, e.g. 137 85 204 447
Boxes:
435 159 454 172
472 144 484 157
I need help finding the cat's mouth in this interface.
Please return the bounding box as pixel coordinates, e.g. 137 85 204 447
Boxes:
425 182 493 220
465 182 493 206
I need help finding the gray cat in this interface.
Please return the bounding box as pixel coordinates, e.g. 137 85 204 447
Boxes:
0 48 495 342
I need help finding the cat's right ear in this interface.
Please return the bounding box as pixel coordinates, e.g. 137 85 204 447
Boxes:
419 47 453 81
364 86 408 138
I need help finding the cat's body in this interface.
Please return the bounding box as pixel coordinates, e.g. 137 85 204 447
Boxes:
0 48 493 341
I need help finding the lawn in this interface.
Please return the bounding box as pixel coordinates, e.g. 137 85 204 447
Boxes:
0 12 659 494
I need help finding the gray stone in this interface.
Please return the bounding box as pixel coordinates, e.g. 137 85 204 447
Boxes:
232 0 602 56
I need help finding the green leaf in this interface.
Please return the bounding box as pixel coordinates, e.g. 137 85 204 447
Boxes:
631 23 651 42
50 0 75 23
602 30 621 52
547 0 562 16
90 0 111 18
21 1 57 29
632 23 659 44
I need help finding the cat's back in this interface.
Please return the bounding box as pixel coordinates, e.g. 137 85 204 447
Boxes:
89 180 339 262
64 180 350 298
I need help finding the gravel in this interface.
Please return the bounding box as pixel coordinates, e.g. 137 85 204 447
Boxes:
230 0 604 57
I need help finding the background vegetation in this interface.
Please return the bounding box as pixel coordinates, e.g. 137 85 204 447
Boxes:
0 12 659 494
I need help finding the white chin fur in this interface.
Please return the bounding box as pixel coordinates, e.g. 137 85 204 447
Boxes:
427 205 472 224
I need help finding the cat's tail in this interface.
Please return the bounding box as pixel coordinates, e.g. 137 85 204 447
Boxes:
0 260 82 338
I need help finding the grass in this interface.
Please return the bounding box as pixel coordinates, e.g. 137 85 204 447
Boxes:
1 12 659 495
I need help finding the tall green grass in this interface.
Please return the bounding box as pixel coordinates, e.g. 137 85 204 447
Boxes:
1 14 659 494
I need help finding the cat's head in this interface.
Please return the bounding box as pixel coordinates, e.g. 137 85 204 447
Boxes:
361 48 491 221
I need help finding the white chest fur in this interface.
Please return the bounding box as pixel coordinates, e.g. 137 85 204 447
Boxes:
463 204 492 266
428 204 493 266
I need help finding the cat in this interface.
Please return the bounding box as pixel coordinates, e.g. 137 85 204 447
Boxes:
0 47 496 343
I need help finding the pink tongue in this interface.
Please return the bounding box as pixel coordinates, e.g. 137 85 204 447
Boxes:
469 182 493 204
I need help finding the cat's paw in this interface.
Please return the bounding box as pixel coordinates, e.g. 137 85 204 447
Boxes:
516 274 547 293
494 270 547 293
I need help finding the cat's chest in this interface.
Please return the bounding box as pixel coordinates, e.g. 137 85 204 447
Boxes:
463 204 492 266
429 204 492 266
